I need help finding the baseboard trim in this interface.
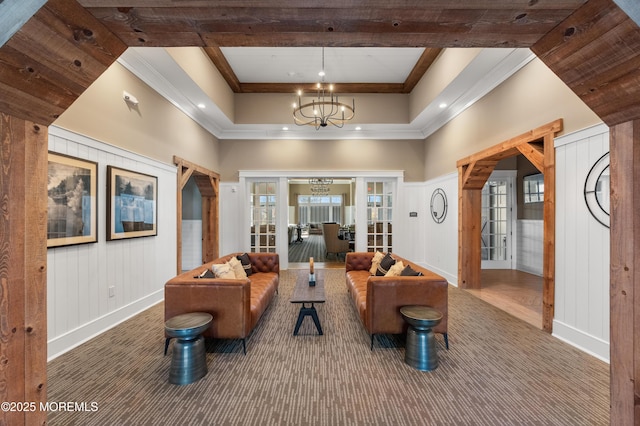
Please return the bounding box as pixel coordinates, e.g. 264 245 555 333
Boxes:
47 290 164 361
421 262 458 287
552 319 609 363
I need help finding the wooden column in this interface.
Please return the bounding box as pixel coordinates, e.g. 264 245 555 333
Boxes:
0 114 48 426
458 165 482 289
609 120 640 425
542 133 556 333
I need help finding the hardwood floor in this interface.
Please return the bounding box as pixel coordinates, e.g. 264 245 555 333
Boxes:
466 269 543 329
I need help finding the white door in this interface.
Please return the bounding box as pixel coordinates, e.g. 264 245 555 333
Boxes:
481 173 516 269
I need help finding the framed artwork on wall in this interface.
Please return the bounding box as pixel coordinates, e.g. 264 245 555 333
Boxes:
47 152 98 248
430 188 448 224
107 166 158 240
584 152 610 228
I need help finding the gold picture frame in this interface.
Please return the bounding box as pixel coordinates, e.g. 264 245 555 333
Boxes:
47 152 98 248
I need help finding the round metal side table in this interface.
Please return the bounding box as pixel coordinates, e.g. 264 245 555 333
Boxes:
400 305 442 371
164 312 212 385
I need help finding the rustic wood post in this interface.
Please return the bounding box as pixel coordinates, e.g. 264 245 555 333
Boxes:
0 114 48 426
609 120 640 425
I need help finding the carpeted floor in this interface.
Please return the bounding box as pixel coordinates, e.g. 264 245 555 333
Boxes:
47 269 609 425
289 234 328 262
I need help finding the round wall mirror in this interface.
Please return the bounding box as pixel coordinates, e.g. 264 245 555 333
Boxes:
430 188 448 224
584 152 610 228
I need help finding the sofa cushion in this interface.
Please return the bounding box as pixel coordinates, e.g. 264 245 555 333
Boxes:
376 253 396 276
212 262 236 279
400 265 423 276
369 251 385 275
237 253 253 276
229 256 247 279
384 261 405 277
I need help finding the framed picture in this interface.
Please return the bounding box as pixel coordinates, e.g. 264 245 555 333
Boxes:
47 152 98 248
107 166 158 240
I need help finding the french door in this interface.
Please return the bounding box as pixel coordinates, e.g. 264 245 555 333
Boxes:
481 172 516 269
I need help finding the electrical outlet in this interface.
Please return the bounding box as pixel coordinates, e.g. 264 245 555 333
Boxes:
109 286 115 298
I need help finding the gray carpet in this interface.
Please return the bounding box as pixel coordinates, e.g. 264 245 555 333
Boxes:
289 234 328 262
47 269 609 425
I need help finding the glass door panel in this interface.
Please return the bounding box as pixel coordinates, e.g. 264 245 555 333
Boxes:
367 180 393 252
250 181 277 253
481 178 513 269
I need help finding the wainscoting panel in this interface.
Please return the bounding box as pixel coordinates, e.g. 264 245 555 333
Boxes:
554 123 610 361
181 220 202 271
423 172 459 285
516 219 543 276
47 126 177 360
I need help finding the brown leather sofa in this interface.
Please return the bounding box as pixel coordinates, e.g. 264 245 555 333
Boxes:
164 252 279 354
345 251 448 349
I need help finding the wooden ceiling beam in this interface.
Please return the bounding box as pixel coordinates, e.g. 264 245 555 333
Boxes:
457 119 563 168
461 160 499 190
81 4 584 49
203 46 241 93
532 0 640 126
403 48 442 93
0 0 126 124
517 142 545 173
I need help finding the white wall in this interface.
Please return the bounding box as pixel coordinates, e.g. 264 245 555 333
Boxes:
516 220 543 276
219 182 244 256
47 126 177 360
554 123 610 362
181 220 202 270
386 173 459 285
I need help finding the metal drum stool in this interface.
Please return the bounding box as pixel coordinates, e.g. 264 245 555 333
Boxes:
400 306 443 371
164 312 213 385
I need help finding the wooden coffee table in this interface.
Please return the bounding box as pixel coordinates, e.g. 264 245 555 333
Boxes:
290 270 325 335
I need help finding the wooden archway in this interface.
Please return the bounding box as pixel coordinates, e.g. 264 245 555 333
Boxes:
174 156 220 274
457 119 563 332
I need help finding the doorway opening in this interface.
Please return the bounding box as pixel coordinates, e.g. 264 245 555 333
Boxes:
287 177 355 268
174 156 220 274
458 119 562 332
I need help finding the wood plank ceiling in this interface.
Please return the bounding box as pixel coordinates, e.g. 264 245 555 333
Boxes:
2 0 640 128
0 0 595 127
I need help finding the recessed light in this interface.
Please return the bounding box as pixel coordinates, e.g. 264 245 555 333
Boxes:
439 103 447 109
197 103 206 109
355 126 362 131
282 127 289 131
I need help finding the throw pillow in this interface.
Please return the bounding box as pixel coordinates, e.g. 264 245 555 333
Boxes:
196 269 215 279
384 261 405 277
376 253 396 276
211 262 236 279
228 256 247 279
236 253 253 276
369 251 385 275
400 265 423 276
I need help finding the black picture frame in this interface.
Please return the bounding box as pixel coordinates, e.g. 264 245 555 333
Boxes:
106 166 158 240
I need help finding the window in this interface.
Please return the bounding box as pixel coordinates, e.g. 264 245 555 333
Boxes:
523 173 544 203
298 194 342 224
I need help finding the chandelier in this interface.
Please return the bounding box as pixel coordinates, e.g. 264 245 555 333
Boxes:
292 47 355 130
309 178 333 196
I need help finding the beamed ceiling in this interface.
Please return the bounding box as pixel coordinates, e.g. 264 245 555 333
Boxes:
1 0 640 131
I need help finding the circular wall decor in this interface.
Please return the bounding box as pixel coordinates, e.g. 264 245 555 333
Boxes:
430 188 448 224
583 152 610 228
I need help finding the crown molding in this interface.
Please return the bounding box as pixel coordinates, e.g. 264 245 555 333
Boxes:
118 47 534 141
